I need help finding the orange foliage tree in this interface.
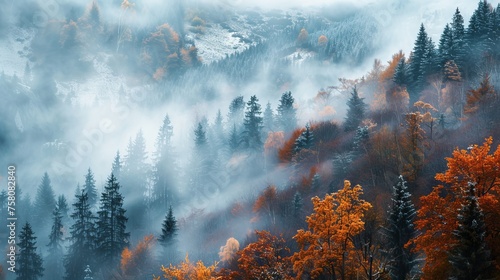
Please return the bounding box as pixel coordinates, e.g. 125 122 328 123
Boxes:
120 235 156 278
412 137 500 279
253 185 278 225
278 129 304 163
464 74 496 116
237 230 293 279
291 180 372 279
155 254 218 280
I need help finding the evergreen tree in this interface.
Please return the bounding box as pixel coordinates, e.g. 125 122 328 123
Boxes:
449 182 493 280
344 86 367 132
227 96 245 130
96 174 129 268
408 24 430 102
83 168 98 209
56 195 69 223
353 126 370 153
111 150 122 180
311 173 321 190
393 57 408 87
277 91 297 134
421 38 439 80
45 206 64 280
152 114 177 210
33 172 56 232
64 190 96 280
451 8 466 69
294 123 314 154
17 222 44 280
211 109 226 150
229 123 239 153
158 206 179 262
292 191 303 218
438 24 454 68
194 122 208 148
242 95 263 151
382 176 418 280
263 102 275 133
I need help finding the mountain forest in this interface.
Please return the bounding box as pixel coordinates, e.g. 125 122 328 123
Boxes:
1 0 500 279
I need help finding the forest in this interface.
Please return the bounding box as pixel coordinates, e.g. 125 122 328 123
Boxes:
1 0 500 279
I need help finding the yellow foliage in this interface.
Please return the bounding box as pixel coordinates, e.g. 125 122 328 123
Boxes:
158 254 218 280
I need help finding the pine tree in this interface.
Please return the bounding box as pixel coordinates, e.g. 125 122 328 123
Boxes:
383 176 418 280
152 114 177 210
421 37 439 79
83 168 98 209
242 95 263 151
46 206 64 280
292 191 303 218
96 174 129 268
393 57 408 87
17 223 44 280
33 173 56 232
294 123 314 154
227 96 245 130
277 91 297 134
451 8 466 69
311 173 321 190
111 150 122 180
438 24 454 68
194 122 208 148
229 123 239 153
263 102 275 133
64 190 96 280
408 24 429 102
56 195 69 223
344 86 367 132
159 206 179 262
353 126 370 153
449 182 493 280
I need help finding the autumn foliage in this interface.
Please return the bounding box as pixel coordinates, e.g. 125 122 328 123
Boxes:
120 235 155 277
156 254 218 280
413 137 500 279
291 180 372 279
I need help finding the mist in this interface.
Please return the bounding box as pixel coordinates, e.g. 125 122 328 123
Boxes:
1 0 498 278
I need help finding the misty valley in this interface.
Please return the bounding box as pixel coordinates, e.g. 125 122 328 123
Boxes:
1 0 500 279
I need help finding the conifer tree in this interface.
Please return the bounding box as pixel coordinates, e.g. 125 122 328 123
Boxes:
382 176 418 280
229 124 239 153
277 92 297 134
408 24 430 102
227 96 245 130
263 102 275 133
159 206 179 263
344 86 367 132
194 122 208 148
83 168 98 209
294 123 314 154
33 172 56 231
438 24 454 68
111 150 122 180
17 222 44 280
242 95 263 151
64 190 96 280
449 182 493 280
393 57 408 87
292 191 303 218
46 206 64 280
96 174 129 268
451 8 466 69
152 114 177 210
311 173 321 190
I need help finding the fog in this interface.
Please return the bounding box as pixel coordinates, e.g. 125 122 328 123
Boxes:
0 0 491 277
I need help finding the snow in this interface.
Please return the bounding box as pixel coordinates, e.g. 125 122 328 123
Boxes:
286 49 315 66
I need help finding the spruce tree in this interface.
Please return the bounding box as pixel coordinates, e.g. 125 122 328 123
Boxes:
393 57 408 87
227 96 245 130
408 24 429 102
344 86 367 132
111 150 122 180
449 182 493 280
46 206 64 280
33 172 56 232
152 114 177 210
438 24 454 68
17 222 44 280
292 191 303 218
353 126 369 153
277 91 297 134
159 206 179 262
83 168 98 209
64 190 96 280
311 173 321 190
229 123 239 153
382 176 418 280
242 95 263 151
294 123 314 154
263 102 275 133
451 8 466 69
194 122 208 147
96 174 129 268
